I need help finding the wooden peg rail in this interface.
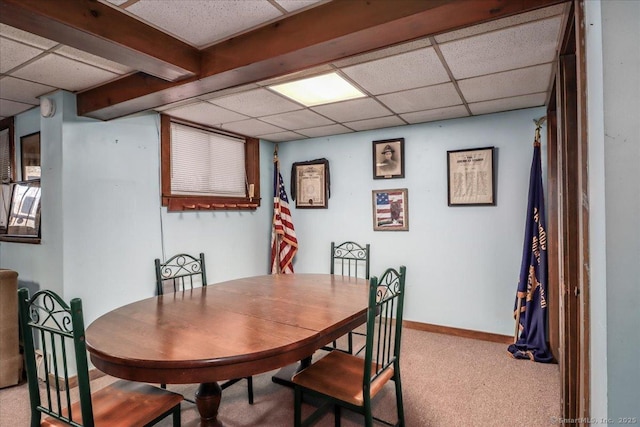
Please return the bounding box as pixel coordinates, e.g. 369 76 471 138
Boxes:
165 197 260 212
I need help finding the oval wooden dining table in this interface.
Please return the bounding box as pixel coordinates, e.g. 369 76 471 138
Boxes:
85 273 369 426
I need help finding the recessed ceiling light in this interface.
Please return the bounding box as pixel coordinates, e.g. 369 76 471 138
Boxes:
269 73 366 107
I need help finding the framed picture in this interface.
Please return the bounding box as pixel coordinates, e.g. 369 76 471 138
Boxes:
373 138 404 179
20 132 41 180
372 188 408 231
292 158 329 208
6 180 41 237
447 146 496 206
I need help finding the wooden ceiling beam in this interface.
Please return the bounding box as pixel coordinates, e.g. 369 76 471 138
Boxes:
0 0 200 82
74 0 566 120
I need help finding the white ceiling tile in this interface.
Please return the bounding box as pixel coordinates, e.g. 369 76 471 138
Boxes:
311 98 392 122
469 93 547 116
54 46 134 74
261 110 334 129
458 63 553 103
197 84 260 101
0 24 58 50
297 124 353 138
220 118 285 136
342 47 450 95
257 65 334 87
257 130 306 142
400 105 469 124
275 0 325 13
210 88 302 117
0 37 44 73
126 0 282 48
378 83 462 114
0 99 35 117
345 116 405 132
434 4 566 43
165 101 248 126
439 16 562 79
11 54 120 92
333 38 432 68
0 77 56 104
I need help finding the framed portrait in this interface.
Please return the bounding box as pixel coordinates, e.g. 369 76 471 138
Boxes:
373 138 404 179
372 188 408 231
20 132 41 180
292 158 329 208
447 146 496 206
6 180 41 237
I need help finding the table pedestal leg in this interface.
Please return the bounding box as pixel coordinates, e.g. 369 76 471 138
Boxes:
195 382 223 426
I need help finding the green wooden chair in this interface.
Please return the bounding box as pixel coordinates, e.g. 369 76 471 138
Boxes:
154 252 207 295
154 252 254 405
323 241 370 354
292 266 407 427
18 288 183 427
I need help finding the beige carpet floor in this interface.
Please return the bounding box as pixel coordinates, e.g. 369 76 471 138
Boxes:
0 328 560 426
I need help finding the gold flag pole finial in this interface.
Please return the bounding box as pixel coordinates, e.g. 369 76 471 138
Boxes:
273 144 279 163
533 116 546 147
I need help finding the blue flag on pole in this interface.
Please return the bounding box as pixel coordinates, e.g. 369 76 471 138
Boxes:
508 142 553 363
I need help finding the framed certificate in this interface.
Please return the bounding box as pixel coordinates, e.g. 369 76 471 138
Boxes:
292 159 329 208
447 146 496 206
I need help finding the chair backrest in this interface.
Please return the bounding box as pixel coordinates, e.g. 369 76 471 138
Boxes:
363 266 406 390
154 252 207 295
330 241 370 279
18 288 94 426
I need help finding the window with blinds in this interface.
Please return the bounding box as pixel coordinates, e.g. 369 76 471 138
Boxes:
160 115 261 212
170 123 246 197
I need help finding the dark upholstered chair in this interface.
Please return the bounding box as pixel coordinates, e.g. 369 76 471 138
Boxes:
323 241 370 354
18 288 183 427
292 266 406 427
154 252 254 404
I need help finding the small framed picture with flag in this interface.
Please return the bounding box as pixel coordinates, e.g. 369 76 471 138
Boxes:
372 188 408 231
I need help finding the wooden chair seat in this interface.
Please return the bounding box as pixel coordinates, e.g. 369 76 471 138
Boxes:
42 380 183 427
292 351 393 407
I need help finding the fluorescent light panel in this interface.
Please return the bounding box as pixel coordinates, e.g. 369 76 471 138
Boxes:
269 73 365 107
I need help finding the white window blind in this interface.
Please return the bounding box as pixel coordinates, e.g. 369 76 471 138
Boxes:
0 129 10 183
170 123 246 197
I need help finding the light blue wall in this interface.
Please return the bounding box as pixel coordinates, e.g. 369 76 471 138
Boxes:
276 107 545 336
599 0 640 420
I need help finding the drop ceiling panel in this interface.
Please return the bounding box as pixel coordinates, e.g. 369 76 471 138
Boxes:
166 102 248 126
0 98 34 118
261 110 334 129
0 24 58 49
256 130 305 142
333 38 432 68
400 105 470 124
378 83 462 114
55 46 134 74
345 116 405 132
125 0 282 47
12 54 120 92
0 37 44 73
458 63 553 103
275 0 326 13
311 98 392 122
433 4 566 43
220 118 285 136
468 93 548 116
209 89 302 117
439 16 563 79
0 77 56 105
297 124 353 138
342 47 451 95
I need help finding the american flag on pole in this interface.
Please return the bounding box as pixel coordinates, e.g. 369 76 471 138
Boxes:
271 163 298 274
